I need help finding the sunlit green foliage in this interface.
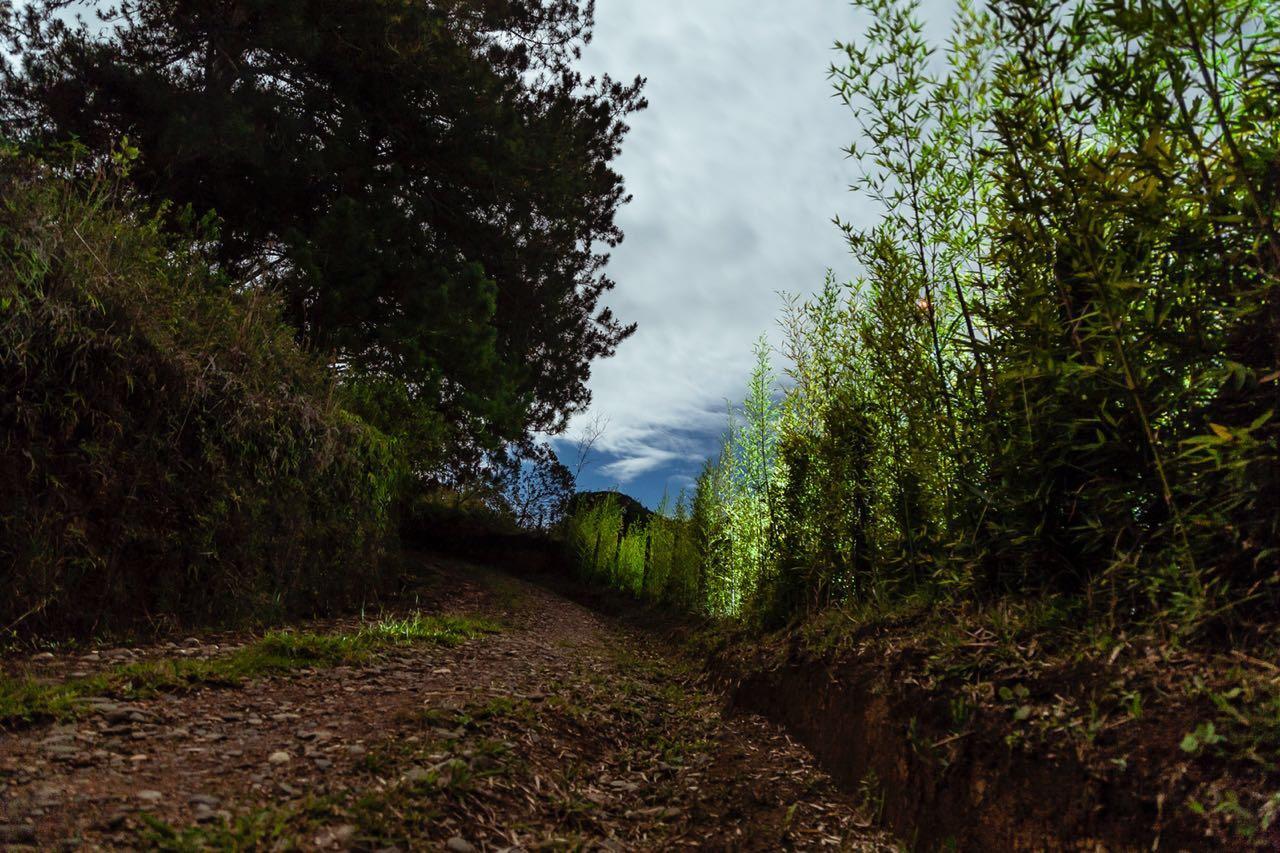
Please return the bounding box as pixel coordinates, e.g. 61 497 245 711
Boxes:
573 0 1280 639
565 492 705 612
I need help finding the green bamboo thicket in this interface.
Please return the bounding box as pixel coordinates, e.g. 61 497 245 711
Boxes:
566 0 1280 640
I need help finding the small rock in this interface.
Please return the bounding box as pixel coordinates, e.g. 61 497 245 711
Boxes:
136 790 163 803
402 766 431 784
105 707 143 725
314 824 358 848
445 838 477 853
192 804 217 823
347 744 366 756
267 751 292 766
32 652 55 662
32 785 63 806
188 794 221 807
313 758 333 770
184 637 201 647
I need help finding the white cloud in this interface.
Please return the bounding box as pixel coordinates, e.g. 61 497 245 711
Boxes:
565 0 955 501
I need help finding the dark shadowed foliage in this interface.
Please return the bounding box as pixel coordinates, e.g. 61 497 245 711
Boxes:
0 0 645 465
0 152 402 637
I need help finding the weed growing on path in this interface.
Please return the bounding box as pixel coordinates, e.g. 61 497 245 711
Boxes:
0 614 500 726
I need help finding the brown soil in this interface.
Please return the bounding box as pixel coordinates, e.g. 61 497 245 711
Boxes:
708 615 1280 852
0 557 892 851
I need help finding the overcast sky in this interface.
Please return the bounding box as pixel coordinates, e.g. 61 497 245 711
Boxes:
561 1 947 507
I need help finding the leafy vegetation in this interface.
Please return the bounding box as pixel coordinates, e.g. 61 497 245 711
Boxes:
1 0 644 469
558 1 1280 836
569 0 1280 644
0 0 638 636
0 152 403 637
565 491 702 610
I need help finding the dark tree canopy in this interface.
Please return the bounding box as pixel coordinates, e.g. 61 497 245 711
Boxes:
1 0 644 454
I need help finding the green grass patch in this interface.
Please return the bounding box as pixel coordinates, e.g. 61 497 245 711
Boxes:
137 807 300 852
0 613 500 726
0 672 114 723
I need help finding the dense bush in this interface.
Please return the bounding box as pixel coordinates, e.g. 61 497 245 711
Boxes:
0 153 402 636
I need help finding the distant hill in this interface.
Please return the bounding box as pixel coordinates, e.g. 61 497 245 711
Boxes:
567 490 654 531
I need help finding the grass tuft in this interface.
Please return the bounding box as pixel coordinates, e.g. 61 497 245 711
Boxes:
0 613 500 726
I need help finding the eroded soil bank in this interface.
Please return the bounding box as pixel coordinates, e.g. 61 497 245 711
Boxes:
709 625 1280 851
0 556 892 851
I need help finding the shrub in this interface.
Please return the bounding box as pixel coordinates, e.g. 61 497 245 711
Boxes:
0 152 402 636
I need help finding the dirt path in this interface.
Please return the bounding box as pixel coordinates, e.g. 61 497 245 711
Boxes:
0 558 894 851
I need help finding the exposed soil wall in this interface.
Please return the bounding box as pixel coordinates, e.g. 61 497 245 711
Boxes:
719 647 1218 851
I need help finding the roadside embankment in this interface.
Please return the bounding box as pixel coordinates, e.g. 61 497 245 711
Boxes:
700 606 1280 851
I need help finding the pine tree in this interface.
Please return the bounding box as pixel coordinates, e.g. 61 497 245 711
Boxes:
1 0 646 462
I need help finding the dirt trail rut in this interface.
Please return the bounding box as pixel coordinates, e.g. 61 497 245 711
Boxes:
0 558 893 851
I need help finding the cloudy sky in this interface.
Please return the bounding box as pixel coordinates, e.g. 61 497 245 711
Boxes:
559 1 944 507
